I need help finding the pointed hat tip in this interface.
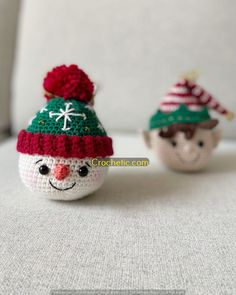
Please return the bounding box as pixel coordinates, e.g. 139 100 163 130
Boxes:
180 69 200 83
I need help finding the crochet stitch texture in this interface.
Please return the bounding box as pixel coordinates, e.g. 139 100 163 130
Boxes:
17 64 113 159
149 77 232 130
27 98 106 136
19 154 109 200
17 130 113 158
43 64 94 102
150 104 211 129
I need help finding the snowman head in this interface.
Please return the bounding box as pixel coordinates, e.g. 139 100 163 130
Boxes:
17 64 113 200
19 154 108 200
143 120 221 172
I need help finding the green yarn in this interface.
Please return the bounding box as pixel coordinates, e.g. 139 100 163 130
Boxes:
27 97 107 136
149 104 211 130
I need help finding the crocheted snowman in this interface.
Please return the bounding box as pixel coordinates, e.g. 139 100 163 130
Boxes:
143 74 234 172
17 64 113 200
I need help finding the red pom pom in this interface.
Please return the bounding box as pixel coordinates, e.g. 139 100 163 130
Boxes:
43 64 94 103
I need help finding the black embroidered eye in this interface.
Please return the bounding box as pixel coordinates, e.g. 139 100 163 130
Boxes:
78 166 89 177
198 140 204 148
171 140 177 147
39 164 50 175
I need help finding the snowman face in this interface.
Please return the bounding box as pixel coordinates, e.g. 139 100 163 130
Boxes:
19 154 108 200
148 128 221 172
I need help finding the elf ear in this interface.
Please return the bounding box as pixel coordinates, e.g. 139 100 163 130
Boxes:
142 130 151 148
212 129 222 148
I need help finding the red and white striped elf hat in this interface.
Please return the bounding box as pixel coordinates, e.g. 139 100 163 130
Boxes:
160 72 234 120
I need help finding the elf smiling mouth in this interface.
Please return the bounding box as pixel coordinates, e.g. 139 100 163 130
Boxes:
49 180 76 191
176 152 201 164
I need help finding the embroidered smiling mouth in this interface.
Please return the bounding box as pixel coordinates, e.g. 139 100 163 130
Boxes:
176 153 200 164
49 180 76 191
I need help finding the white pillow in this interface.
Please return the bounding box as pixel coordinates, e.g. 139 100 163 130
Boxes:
0 0 19 134
12 0 236 138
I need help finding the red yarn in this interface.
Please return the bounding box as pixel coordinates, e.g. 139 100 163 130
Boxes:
43 64 94 103
17 130 113 159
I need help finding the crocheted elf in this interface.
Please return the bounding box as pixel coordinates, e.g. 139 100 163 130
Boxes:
143 74 234 172
17 64 113 200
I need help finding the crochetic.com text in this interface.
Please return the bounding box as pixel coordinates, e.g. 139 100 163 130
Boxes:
91 158 150 167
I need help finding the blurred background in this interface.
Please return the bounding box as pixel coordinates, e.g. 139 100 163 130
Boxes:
0 0 236 140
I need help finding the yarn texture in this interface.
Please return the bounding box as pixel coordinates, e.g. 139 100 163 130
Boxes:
150 104 211 130
17 67 113 159
43 64 94 102
27 98 105 136
17 130 113 158
144 75 231 172
17 64 113 200
19 154 108 200
160 78 229 114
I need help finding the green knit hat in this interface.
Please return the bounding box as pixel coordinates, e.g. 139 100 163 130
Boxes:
149 104 211 130
27 98 106 137
17 64 113 158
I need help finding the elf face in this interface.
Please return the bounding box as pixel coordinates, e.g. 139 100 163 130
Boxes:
19 154 108 200
144 128 221 172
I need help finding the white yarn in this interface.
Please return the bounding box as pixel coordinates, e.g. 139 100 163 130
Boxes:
19 154 108 201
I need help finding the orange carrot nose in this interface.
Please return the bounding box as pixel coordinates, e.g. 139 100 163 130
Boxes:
53 164 70 180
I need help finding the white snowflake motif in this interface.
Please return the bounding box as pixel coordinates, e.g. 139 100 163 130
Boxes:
28 115 36 126
97 122 104 132
40 106 48 113
49 102 86 131
85 104 94 112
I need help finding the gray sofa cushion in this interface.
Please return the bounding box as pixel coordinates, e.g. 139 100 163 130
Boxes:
0 134 236 294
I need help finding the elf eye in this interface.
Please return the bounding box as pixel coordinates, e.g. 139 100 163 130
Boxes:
170 140 177 147
78 166 89 177
198 140 204 148
39 164 50 175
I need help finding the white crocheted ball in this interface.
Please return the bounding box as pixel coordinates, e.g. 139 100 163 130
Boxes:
19 154 108 200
